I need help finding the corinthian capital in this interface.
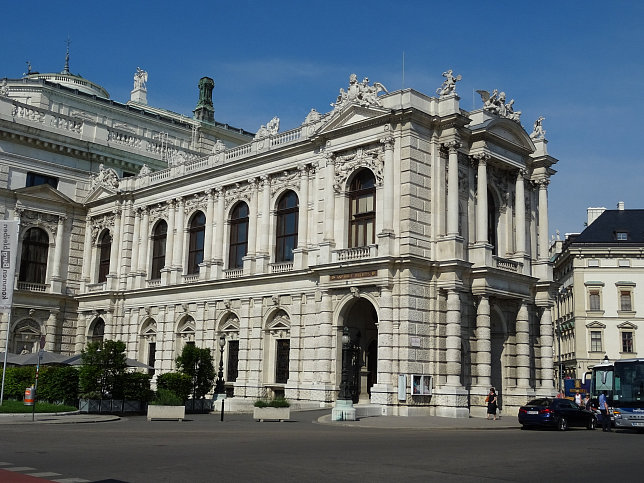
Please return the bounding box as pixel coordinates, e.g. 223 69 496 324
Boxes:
442 140 461 153
471 152 490 165
380 135 394 150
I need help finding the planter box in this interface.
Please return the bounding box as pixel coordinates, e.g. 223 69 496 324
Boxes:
147 405 185 421
79 399 143 414
253 407 290 422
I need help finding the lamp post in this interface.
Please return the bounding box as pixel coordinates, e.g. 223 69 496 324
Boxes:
214 333 226 396
332 326 356 421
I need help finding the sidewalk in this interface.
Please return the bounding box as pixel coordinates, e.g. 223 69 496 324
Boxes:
317 413 519 430
0 411 119 424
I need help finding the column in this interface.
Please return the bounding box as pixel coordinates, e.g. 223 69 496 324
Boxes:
297 165 309 247
81 216 93 285
213 187 225 265
445 290 462 387
539 307 555 390
446 141 461 236
75 313 87 353
323 154 335 242
44 309 59 351
173 198 185 270
475 154 489 244
50 215 66 282
117 200 131 281
108 208 121 290
164 200 176 269
138 208 150 276
204 189 215 266
515 170 526 255
516 301 530 388
475 296 491 388
260 175 271 254
314 291 333 388
376 287 393 386
246 178 258 257
380 136 395 233
537 179 549 260
129 208 141 281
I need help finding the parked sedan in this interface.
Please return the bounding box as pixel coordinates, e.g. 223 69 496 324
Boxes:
518 398 597 431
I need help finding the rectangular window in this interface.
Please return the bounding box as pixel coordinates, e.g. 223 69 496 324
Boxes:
616 232 628 241
26 172 59 189
590 331 602 352
147 342 156 376
275 339 290 384
226 340 239 382
620 291 632 311
622 331 633 353
589 291 601 311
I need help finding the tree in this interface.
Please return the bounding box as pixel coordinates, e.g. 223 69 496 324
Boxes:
79 340 127 399
176 344 215 399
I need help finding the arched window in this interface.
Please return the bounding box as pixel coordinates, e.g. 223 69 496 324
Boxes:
97 230 111 283
187 211 206 274
487 191 497 255
19 227 49 284
275 191 298 262
88 318 105 345
151 220 167 280
228 202 249 269
348 169 376 248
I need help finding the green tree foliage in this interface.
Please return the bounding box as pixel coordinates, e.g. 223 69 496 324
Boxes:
2 366 78 404
3 366 35 399
156 372 192 402
176 344 215 399
79 340 127 398
122 372 154 402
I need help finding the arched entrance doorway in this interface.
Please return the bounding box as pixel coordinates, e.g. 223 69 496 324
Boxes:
342 297 378 403
490 309 508 410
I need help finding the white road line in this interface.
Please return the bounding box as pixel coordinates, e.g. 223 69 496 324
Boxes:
52 479 90 483
5 466 36 471
28 472 63 477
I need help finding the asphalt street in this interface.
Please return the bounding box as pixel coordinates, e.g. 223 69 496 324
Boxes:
0 410 640 482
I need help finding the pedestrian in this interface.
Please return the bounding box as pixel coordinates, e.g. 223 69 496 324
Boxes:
575 392 582 406
599 390 611 432
556 390 564 399
486 387 498 420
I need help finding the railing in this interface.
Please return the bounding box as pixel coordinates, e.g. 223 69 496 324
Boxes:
493 256 523 273
147 279 161 288
185 156 210 173
150 168 172 182
86 282 106 292
183 274 200 283
17 282 48 292
335 245 377 261
270 262 294 273
108 130 142 149
270 127 302 147
224 268 243 279
225 143 253 161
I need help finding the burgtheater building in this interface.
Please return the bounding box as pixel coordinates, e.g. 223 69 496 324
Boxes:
0 62 559 417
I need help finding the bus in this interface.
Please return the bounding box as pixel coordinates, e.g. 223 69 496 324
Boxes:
590 358 644 430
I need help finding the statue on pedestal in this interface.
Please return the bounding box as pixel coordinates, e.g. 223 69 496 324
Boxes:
436 69 462 97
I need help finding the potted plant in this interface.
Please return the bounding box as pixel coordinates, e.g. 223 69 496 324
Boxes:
147 389 185 421
253 397 290 422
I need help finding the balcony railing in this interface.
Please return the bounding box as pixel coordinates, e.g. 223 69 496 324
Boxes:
183 274 200 284
17 282 48 292
493 256 523 273
270 262 294 274
147 279 161 288
224 268 243 279
86 282 107 292
334 245 378 262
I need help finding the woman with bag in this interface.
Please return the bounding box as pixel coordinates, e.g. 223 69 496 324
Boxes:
486 387 498 420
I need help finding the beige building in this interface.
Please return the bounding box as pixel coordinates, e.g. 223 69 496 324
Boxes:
1 65 560 417
553 203 643 385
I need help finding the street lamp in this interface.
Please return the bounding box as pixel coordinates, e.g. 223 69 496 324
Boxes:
338 327 352 400
214 333 226 396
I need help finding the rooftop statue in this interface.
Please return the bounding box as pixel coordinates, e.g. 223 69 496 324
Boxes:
90 163 119 190
332 74 388 110
436 69 462 97
133 67 147 90
530 116 546 140
476 89 521 122
254 116 280 140
0 78 8 96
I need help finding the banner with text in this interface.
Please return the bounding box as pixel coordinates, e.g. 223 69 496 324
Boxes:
0 221 19 312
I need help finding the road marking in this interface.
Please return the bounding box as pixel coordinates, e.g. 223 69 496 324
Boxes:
5 467 37 472
0 462 13 466
52 479 90 483
28 472 63 478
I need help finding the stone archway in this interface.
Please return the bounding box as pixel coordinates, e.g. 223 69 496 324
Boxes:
342 297 378 403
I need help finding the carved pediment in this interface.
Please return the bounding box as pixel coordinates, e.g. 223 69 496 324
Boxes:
15 184 75 205
586 321 606 329
317 104 390 135
617 321 638 330
485 118 535 152
84 185 118 204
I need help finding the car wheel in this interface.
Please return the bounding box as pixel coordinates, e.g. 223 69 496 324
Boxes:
587 417 596 430
558 417 567 431
521 425 532 430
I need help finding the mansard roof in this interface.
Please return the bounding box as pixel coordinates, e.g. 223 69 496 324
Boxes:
571 209 644 246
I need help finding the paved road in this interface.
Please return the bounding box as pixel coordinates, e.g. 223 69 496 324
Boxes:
0 411 639 482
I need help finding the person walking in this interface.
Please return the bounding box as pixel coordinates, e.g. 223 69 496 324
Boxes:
486 387 498 420
599 391 611 432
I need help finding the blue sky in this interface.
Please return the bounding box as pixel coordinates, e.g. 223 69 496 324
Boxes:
2 0 643 237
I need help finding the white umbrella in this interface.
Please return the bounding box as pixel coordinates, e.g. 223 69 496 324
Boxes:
62 354 153 370
11 351 70 366
0 352 21 365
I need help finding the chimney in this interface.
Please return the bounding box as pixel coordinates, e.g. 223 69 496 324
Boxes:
617 201 625 210
587 207 606 226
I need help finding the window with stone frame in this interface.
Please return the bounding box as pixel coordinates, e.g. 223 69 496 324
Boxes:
150 220 167 280
622 331 634 353
26 171 58 189
97 230 111 283
620 290 633 312
348 169 376 248
590 330 603 352
589 290 601 311
275 190 299 262
275 339 290 384
88 318 105 345
228 202 249 269
226 339 239 382
187 211 206 274
18 227 49 284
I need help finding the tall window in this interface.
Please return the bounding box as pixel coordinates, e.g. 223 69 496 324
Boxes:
488 191 498 254
620 291 632 312
275 339 290 384
228 202 249 269
97 230 111 283
589 291 601 311
348 170 376 248
590 331 602 352
187 211 206 274
150 220 167 280
622 331 634 353
276 191 298 262
227 340 239 382
19 228 49 284
88 318 105 345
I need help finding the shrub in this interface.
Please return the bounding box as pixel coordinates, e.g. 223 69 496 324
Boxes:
176 345 215 399
150 388 183 406
37 366 79 405
2 366 35 399
122 372 154 402
79 340 127 398
254 397 290 408
156 372 192 402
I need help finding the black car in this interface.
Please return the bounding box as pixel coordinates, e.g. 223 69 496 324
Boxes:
518 398 597 431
